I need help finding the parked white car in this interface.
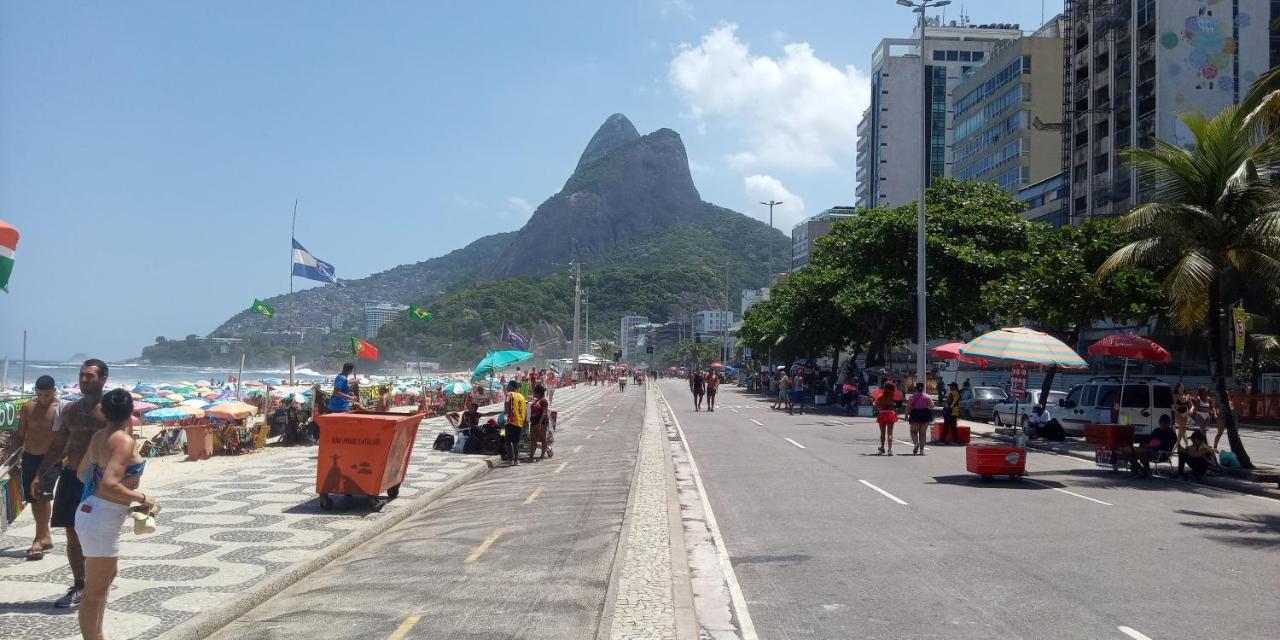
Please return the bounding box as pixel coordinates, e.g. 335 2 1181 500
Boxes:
1056 377 1174 436
992 390 1067 429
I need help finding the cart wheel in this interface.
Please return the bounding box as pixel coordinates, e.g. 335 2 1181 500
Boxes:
319 494 334 510
387 484 400 499
370 497 387 512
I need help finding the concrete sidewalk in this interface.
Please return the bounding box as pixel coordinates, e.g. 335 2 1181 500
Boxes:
0 385 604 640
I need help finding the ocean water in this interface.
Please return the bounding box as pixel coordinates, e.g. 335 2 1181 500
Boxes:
1 360 330 390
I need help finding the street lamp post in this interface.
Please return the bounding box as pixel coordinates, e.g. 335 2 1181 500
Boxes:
896 0 949 384
760 200 782 280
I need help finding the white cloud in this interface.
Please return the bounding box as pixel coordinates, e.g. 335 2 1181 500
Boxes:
503 196 534 220
743 174 806 229
659 0 694 19
668 23 870 172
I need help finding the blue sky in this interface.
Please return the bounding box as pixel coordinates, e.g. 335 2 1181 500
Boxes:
0 1 1058 361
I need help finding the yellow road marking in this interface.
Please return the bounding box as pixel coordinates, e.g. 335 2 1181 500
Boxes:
466 528 504 563
386 612 422 640
524 486 544 504
554 462 568 474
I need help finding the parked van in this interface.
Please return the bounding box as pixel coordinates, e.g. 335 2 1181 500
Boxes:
1056 377 1174 436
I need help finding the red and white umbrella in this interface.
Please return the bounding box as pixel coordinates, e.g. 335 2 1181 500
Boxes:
930 342 989 366
1087 333 1172 411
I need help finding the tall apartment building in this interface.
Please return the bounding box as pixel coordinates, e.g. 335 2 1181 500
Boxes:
619 315 649 361
951 17 1066 221
855 20 1023 209
791 206 857 271
363 302 409 339
740 288 770 315
693 310 734 340
1065 0 1276 221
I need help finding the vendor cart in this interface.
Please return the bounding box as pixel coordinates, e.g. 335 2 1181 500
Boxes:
966 443 1026 480
1084 423 1135 471
315 410 426 511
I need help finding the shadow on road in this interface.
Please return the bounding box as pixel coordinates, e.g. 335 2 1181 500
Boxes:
929 474 1051 489
1175 509 1280 550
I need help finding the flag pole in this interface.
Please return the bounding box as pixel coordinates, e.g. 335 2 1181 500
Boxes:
289 200 297 385
21 330 27 396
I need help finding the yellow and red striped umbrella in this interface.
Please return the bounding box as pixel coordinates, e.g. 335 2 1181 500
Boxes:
958 327 1087 368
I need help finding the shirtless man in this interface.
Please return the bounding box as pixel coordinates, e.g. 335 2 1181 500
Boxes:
705 371 720 412
5 375 59 560
32 359 110 608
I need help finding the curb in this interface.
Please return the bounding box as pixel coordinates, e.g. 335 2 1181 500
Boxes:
659 386 700 640
596 394 646 640
165 455 496 640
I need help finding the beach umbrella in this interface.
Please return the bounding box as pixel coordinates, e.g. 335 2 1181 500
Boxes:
143 396 176 407
709 362 724 369
179 398 209 408
930 342 989 367
133 385 157 395
195 380 212 387
958 327 1087 369
143 407 202 422
206 401 258 420
471 350 534 380
1087 334 1172 412
163 393 184 402
130 392 144 400
132 401 158 414
443 381 472 395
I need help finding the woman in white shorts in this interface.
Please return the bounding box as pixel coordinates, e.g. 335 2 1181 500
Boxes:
75 389 156 640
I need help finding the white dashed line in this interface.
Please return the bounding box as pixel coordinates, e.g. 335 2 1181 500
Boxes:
859 479 909 505
585 434 593 440
1118 626 1153 640
783 438 806 449
572 445 583 454
750 418 764 426
1025 479 1113 506
731 408 740 413
895 439 930 451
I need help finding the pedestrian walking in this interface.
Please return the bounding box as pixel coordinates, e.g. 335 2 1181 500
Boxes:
76 388 155 640
907 383 934 455
327 363 357 413
692 370 705 411
790 375 805 415
527 385 552 461
502 380 527 466
4 375 59 560
937 382 962 445
705 371 719 412
1172 382 1192 445
31 360 112 608
875 381 899 455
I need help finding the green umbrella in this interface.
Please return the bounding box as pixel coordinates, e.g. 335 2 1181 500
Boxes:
471 350 534 380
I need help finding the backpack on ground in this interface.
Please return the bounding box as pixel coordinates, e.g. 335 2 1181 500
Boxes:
433 432 455 451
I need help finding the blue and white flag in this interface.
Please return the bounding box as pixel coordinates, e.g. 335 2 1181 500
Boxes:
291 239 338 284
501 322 530 350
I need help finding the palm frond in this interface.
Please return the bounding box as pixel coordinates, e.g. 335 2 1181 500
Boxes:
1163 249 1217 331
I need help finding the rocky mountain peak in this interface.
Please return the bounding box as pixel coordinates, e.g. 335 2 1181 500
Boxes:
575 113 641 171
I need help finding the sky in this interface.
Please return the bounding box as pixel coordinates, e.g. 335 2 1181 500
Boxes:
0 0 1059 361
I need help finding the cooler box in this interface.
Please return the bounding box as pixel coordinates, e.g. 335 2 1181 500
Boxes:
183 424 216 460
315 411 426 510
1083 424 1134 448
966 444 1026 479
932 421 971 443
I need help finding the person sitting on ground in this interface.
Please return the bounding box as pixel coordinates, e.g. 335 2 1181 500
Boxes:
1026 404 1050 439
1132 415 1177 477
1177 430 1222 482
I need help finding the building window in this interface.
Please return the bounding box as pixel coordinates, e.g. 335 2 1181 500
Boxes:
973 51 984 61
933 50 945 61
960 50 972 61
947 50 959 61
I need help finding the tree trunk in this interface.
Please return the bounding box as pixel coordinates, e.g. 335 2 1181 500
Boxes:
1037 328 1080 408
1208 278 1253 468
831 347 841 374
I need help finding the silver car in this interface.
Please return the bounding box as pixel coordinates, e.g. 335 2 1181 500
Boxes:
959 386 1009 422
992 390 1067 429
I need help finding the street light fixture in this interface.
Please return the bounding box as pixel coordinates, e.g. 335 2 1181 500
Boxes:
760 200 782 280
895 0 948 385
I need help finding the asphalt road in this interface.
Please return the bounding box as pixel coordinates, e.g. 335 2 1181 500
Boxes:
659 380 1280 640
211 382 645 640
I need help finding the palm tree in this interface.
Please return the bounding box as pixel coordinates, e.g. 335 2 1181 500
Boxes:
1099 87 1280 469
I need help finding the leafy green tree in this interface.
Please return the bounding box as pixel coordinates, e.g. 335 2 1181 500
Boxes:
987 218 1165 406
1098 97 1280 468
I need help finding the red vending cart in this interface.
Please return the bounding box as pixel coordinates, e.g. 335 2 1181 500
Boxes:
1084 423 1134 471
315 410 426 511
966 443 1026 480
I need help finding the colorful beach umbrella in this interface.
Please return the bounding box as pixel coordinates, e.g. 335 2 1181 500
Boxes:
179 398 209 407
958 327 1087 369
143 406 202 422
471 350 534 380
206 401 258 420
132 401 158 414
1086 334 1172 363
930 342 989 366
143 396 176 407
442 381 472 395
0 219 18 292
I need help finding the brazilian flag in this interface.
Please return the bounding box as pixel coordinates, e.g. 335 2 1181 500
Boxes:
250 299 275 318
409 304 432 322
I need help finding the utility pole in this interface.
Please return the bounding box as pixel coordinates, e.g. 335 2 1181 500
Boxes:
723 262 730 363
584 288 590 359
760 200 782 281
572 261 581 372
896 0 949 384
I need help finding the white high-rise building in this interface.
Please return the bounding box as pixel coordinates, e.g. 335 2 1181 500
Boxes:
693 310 733 339
619 315 649 361
855 20 1023 209
363 302 409 339
740 288 769 315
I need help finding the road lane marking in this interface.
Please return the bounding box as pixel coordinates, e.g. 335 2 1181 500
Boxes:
1118 626 1153 640
554 462 568 474
1025 479 1113 506
731 408 740 413
859 479 909 505
573 445 583 453
585 434 593 440
465 528 504 563
524 486 544 504
594 425 601 431
385 612 422 640
895 438 930 451
783 437 806 449
750 418 764 426
655 384 758 640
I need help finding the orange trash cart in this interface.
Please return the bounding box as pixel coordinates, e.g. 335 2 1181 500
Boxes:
966 443 1026 480
315 410 426 511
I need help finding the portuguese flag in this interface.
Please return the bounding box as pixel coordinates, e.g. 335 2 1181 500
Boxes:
250 299 275 318
351 337 380 360
0 220 18 293
409 304 432 322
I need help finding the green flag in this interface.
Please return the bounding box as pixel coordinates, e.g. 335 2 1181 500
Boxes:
409 304 432 322
251 299 275 318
